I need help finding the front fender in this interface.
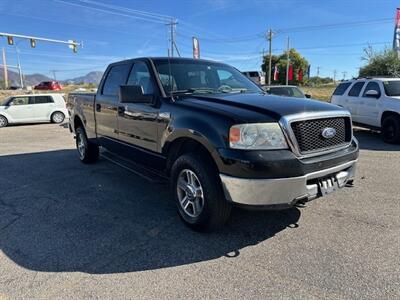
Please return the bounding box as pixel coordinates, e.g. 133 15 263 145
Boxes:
161 115 229 166
0 111 14 123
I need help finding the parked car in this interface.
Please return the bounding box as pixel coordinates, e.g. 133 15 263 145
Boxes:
331 77 400 144
67 57 358 231
0 94 67 127
242 71 265 85
263 85 311 98
34 81 62 91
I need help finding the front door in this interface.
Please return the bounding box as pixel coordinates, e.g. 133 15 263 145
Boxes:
117 61 159 152
95 62 131 146
5 96 34 122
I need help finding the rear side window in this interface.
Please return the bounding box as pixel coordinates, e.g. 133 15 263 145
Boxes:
333 82 352 96
363 82 381 97
102 64 130 96
32 96 53 104
348 82 365 97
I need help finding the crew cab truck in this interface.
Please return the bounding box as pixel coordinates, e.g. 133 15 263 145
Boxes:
331 77 400 144
67 57 359 231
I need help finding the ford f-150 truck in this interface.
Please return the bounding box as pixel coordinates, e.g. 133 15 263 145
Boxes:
67 57 359 231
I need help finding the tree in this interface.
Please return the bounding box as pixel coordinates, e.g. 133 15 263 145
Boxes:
262 48 309 85
359 47 400 77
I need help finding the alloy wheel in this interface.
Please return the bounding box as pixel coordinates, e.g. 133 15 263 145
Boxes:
177 169 205 218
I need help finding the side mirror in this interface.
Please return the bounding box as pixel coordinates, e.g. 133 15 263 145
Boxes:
305 94 311 98
119 85 153 104
364 90 380 98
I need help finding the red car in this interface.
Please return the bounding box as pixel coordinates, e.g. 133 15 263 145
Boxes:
34 81 62 91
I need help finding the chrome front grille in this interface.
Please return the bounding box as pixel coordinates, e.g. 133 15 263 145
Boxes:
279 112 353 158
291 117 352 154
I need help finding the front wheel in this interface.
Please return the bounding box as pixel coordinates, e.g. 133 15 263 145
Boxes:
0 115 8 128
76 127 99 163
382 115 400 144
171 153 231 232
51 111 65 123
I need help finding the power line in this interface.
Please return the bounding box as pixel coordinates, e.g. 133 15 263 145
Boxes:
54 0 170 24
276 17 393 34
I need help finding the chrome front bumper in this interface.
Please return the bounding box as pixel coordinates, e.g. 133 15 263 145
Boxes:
219 160 357 207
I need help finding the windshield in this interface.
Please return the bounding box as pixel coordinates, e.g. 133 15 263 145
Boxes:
383 80 400 96
153 59 262 95
0 97 10 106
267 86 305 98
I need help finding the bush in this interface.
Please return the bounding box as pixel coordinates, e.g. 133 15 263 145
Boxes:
359 48 400 77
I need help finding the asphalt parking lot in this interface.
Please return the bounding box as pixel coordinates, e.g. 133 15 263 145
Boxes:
0 123 399 299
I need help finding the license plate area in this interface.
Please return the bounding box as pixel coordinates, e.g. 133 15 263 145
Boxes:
318 176 340 196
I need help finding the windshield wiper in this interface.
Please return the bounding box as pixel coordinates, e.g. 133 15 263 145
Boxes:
171 88 217 95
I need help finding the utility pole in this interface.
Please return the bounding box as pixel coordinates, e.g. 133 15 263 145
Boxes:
2 48 8 89
342 71 347 80
50 70 57 80
316 66 321 78
333 69 337 83
15 46 24 88
167 19 180 57
286 37 290 86
267 29 273 86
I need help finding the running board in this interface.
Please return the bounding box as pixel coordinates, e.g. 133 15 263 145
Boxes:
100 150 169 184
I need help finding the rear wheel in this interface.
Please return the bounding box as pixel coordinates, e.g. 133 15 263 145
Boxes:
51 111 65 123
0 115 7 128
171 153 231 232
76 127 99 163
382 115 400 144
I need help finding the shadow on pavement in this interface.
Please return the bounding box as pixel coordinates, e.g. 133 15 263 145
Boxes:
354 128 400 152
0 150 300 274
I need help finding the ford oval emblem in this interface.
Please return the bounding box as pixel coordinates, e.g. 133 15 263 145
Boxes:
322 127 336 139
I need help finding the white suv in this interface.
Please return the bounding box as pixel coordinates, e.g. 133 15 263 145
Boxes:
331 78 400 144
0 93 68 127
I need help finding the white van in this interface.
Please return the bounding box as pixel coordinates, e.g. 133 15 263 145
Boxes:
0 94 68 127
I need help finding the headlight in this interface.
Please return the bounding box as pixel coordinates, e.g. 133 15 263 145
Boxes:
229 123 288 150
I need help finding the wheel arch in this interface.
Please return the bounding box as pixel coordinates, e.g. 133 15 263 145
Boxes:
163 135 222 174
381 111 400 126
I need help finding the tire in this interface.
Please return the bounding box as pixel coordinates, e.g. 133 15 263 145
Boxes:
171 153 231 232
51 111 65 124
0 115 8 128
382 115 400 144
76 127 99 164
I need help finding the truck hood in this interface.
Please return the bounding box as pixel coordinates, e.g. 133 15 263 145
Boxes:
181 93 346 120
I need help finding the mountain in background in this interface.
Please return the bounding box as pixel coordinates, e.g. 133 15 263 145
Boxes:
0 69 103 87
0 69 53 86
63 71 103 85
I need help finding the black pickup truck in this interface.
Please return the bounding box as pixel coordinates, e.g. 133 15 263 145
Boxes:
67 57 358 231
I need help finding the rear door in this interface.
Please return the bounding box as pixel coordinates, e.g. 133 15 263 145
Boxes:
95 62 131 145
358 81 382 127
5 96 34 122
31 95 55 121
117 60 159 152
344 81 365 122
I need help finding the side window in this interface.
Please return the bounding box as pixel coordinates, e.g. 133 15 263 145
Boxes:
102 64 130 96
32 96 53 104
348 82 365 97
127 61 155 95
363 82 381 97
9 97 30 106
333 82 352 96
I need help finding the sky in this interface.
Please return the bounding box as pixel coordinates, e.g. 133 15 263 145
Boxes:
0 0 398 80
